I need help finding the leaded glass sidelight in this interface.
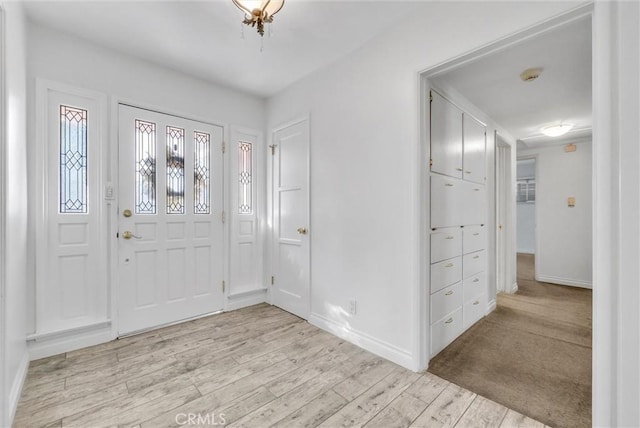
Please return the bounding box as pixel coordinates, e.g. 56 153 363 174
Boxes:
166 126 185 214
59 105 88 213
135 120 157 214
238 141 253 214
194 131 210 214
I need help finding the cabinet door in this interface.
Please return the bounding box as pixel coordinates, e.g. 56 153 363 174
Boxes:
431 92 463 179
431 174 464 228
462 181 486 226
463 114 486 184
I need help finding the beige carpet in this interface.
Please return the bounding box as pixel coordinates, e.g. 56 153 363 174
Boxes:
428 254 592 428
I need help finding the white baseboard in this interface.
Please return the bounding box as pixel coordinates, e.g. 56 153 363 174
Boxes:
536 275 592 289
8 350 29 426
28 325 114 360
517 250 535 254
227 288 267 311
308 312 414 371
487 299 497 314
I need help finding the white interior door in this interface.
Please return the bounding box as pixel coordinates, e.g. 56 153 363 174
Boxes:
271 118 310 319
118 105 224 335
496 138 510 293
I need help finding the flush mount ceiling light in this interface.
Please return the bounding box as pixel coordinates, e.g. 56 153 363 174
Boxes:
541 123 574 137
520 67 543 82
232 0 284 37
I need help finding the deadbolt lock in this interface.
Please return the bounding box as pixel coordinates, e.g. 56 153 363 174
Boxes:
123 209 132 218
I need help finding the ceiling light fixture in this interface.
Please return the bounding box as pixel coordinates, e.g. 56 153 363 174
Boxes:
541 123 574 137
232 0 284 37
520 67 543 82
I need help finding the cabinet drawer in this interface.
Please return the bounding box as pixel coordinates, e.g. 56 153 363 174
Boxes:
431 256 462 294
431 282 462 323
463 225 485 254
463 250 485 279
463 294 485 330
463 272 485 303
431 228 462 263
431 308 463 357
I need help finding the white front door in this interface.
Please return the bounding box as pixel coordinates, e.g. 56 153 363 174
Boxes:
118 105 224 335
271 118 310 319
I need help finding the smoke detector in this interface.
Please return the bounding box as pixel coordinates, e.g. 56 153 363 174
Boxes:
520 67 543 82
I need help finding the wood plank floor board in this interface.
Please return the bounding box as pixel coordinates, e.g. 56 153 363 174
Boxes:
15 304 546 428
499 409 546 428
363 392 429 428
409 383 476 428
62 383 201 428
455 396 509 428
271 389 348 428
227 366 349 428
318 368 421 428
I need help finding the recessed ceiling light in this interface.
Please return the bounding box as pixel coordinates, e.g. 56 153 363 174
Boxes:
541 123 574 137
520 67 543 82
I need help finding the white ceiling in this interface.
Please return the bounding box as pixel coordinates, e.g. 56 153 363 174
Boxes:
24 0 428 98
430 16 592 150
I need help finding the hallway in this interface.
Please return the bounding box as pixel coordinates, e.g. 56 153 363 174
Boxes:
428 254 592 428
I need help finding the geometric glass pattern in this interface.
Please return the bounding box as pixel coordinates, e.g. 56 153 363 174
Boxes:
238 141 252 214
166 126 185 214
194 131 210 214
59 105 88 213
135 120 157 214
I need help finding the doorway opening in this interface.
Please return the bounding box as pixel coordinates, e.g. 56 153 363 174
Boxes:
421 8 593 428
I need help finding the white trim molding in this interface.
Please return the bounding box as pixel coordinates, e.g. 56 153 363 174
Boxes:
227 288 268 311
309 312 414 370
7 351 28 425
536 275 592 289
27 324 112 361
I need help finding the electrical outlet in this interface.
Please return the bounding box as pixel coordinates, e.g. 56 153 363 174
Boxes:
348 299 357 315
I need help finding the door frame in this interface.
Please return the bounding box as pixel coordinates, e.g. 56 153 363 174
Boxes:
0 5 6 426
417 4 624 423
266 114 311 318
495 133 516 294
108 97 230 336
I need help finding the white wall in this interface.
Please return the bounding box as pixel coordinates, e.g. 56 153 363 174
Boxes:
2 2 29 425
519 142 592 288
516 204 536 254
517 159 536 254
267 1 580 370
26 22 266 354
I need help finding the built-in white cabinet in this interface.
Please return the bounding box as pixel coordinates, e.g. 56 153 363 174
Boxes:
431 91 463 179
429 90 487 358
463 114 487 184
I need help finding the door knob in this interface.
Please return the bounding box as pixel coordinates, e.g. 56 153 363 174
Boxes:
122 231 142 240
297 227 308 235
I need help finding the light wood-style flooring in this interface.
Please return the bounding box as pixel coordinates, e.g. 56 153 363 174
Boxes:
15 304 545 428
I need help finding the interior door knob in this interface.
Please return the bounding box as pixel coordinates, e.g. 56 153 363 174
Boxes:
122 231 142 240
297 227 308 235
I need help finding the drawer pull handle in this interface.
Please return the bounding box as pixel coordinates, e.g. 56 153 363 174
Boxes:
445 291 454 296
445 183 454 187
445 263 454 268
473 256 480 259
445 236 455 240
445 318 454 324
456 168 463 171
474 188 480 192
465 170 471 174
472 278 480 283
473 233 480 236
473 301 480 305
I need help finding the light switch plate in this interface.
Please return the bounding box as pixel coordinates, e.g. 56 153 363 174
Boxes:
568 197 576 207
